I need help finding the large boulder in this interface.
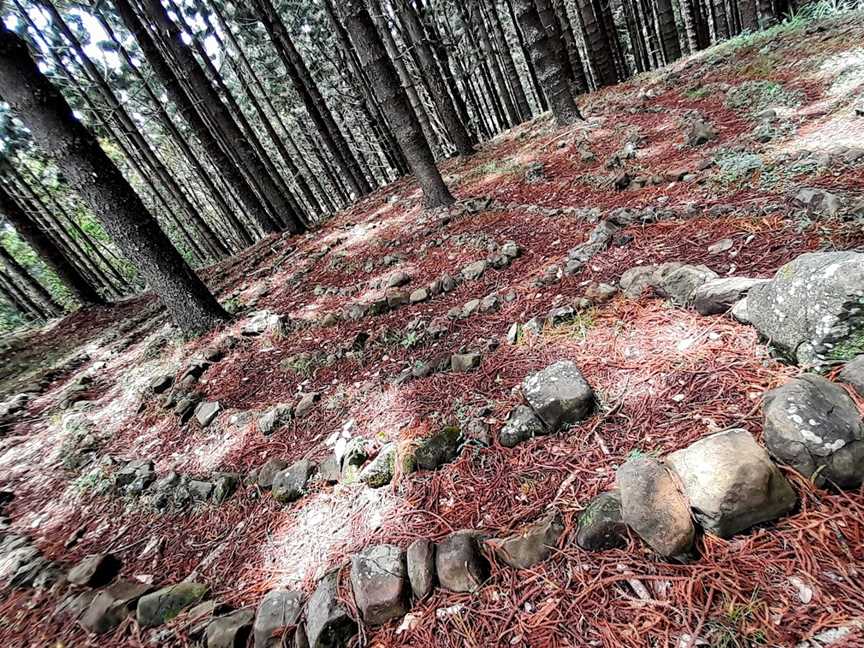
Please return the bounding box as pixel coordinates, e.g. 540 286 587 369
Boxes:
435 531 488 593
350 544 408 626
763 375 864 489
838 355 864 398
522 361 594 431
137 582 208 628
272 459 316 503
617 458 695 560
306 572 357 648
746 252 864 367
485 513 563 569
253 589 302 648
576 491 628 551
667 429 796 538
691 278 768 315
406 539 435 600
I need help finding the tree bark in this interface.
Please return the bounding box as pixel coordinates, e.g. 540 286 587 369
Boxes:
679 0 703 50
712 0 731 39
656 0 683 62
550 0 589 93
0 25 228 336
484 0 533 121
396 0 476 155
341 0 454 208
514 0 582 126
757 0 776 27
0 262 52 320
0 244 60 318
0 182 105 306
471 1 521 127
575 0 618 87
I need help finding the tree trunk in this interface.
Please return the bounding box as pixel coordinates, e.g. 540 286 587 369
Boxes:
550 0 590 93
0 262 53 320
0 25 228 336
505 0 547 110
341 0 454 208
484 0 532 121
712 0 731 39
471 1 521 127
656 0 683 62
459 2 509 130
679 0 703 50
757 0 776 27
513 0 582 126
0 244 60 318
738 0 757 29
251 0 372 199
0 182 105 306
575 0 618 87
396 0 476 155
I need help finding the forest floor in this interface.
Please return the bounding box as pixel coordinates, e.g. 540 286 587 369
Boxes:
3 13 864 648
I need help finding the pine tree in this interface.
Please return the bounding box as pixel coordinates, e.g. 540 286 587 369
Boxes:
0 24 228 336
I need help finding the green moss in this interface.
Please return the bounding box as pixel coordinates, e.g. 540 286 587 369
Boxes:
826 330 864 361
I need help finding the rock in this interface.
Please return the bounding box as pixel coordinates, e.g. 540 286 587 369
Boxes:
318 456 341 484
691 277 768 315
522 361 594 431
242 310 283 336
257 458 289 490
685 118 717 146
838 355 864 397
485 513 563 569
320 312 340 327
115 459 156 494
206 609 254 648
763 374 864 489
731 297 751 324
614 172 631 190
576 491 628 551
350 544 408 626
617 457 695 559
746 252 864 367
358 444 396 488
708 238 734 255
253 589 303 648
409 288 429 303
257 404 293 435
667 429 796 538
150 375 174 394
653 263 718 305
80 580 153 634
386 290 409 307
137 582 208 628
175 393 202 423
340 438 368 482
460 299 480 318
67 553 121 587
195 401 221 428
451 353 482 373
480 294 499 313
306 572 357 648
272 459 316 503
461 260 488 281
793 188 843 217
387 271 411 288
295 393 320 419
584 282 617 304
500 241 520 259
524 161 545 183
212 473 239 503
435 531 488 593
620 265 657 299
499 405 545 448
415 427 462 471
406 539 435 600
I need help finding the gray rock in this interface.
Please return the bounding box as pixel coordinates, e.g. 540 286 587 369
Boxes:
195 401 221 428
460 299 480 318
685 118 717 146
584 282 618 304
617 457 695 560
272 459 316 503
258 458 289 490
258 404 293 435
522 361 594 431
653 263 718 306
485 513 563 569
212 473 239 503
708 238 734 255
409 288 429 303
350 544 408 626
318 456 341 484
668 429 796 537
295 393 320 419
763 374 864 489
524 161 545 183
137 582 208 628
253 589 303 648
387 271 411 288
461 260 488 281
150 375 173 394
340 438 368 482
731 297 751 324
436 531 487 593
81 580 153 634
358 444 396 488
67 553 121 587
499 405 545 448
500 241 520 259
620 265 658 299
691 277 768 315
793 188 842 217
242 310 283 336
576 491 628 551
838 355 864 397
746 252 864 367
306 572 357 648
188 479 214 501
546 305 575 327
206 609 254 648
415 427 462 471
451 353 482 373
406 538 435 599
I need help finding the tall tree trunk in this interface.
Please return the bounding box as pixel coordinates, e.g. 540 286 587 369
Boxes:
679 0 703 50
712 0 731 39
341 0 454 208
506 0 548 110
622 0 649 71
0 182 104 305
656 0 683 62
575 0 618 87
459 2 510 130
0 244 60 317
513 0 583 126
471 1 521 127
0 25 228 336
757 0 776 27
396 0 476 155
0 262 53 320
550 0 589 93
739 0 758 29
251 0 372 199
484 0 532 121
113 0 280 238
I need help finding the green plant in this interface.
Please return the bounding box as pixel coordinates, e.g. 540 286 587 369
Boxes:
713 150 765 186
725 81 802 116
544 309 597 340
